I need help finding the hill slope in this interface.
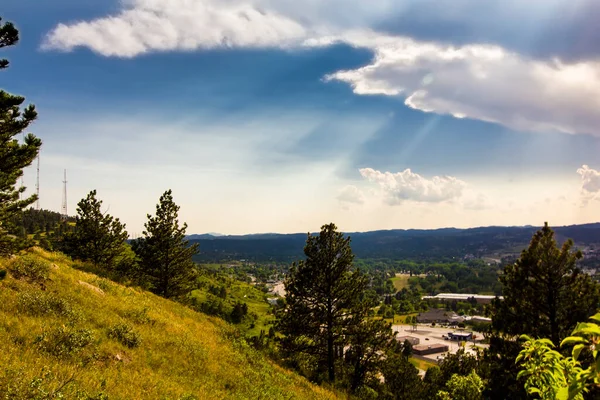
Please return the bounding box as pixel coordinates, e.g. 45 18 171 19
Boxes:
0 249 337 400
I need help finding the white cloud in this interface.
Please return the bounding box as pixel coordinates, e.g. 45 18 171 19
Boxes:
323 32 600 136
577 165 600 204
43 0 308 57
337 185 365 206
359 167 466 204
43 0 600 137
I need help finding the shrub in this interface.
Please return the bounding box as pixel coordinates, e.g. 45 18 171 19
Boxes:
121 307 153 325
0 269 6 280
35 326 94 358
17 291 79 321
7 255 51 284
107 323 141 348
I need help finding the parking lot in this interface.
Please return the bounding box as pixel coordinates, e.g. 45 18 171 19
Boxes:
391 324 488 363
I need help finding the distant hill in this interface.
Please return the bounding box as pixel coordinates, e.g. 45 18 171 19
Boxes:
0 249 337 399
189 223 600 263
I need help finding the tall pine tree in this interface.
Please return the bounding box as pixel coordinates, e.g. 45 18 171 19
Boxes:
62 190 129 269
278 223 379 383
0 17 42 255
132 190 198 299
483 222 600 399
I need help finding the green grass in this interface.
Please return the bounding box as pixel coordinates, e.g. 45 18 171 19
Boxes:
190 270 275 337
390 273 410 292
409 357 437 371
0 249 338 400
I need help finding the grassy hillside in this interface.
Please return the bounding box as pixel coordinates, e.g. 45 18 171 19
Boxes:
191 272 274 337
0 249 338 400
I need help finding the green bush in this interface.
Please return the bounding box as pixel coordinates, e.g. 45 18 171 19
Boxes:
7 255 51 284
17 291 79 321
107 323 141 348
120 307 153 325
34 326 94 358
0 269 6 280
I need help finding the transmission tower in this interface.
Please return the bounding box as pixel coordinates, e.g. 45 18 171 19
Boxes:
61 169 68 218
35 155 40 210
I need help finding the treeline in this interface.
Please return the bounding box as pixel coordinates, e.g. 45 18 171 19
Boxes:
8 208 75 236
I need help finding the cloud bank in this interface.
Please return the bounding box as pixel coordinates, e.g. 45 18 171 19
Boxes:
43 0 600 137
322 32 600 136
359 167 466 204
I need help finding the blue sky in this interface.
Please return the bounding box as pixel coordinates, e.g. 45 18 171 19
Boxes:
3 0 600 235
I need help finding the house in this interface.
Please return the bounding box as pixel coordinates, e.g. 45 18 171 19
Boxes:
416 309 457 323
396 336 420 346
413 344 449 356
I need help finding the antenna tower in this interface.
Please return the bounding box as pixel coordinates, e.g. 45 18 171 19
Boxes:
19 132 25 200
35 155 40 210
61 169 68 217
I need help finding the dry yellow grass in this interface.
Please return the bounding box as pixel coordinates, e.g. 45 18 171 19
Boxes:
0 249 338 400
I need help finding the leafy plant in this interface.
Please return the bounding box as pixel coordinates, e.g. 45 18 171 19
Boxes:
35 326 94 358
7 255 51 283
107 323 141 348
17 290 79 321
517 312 600 400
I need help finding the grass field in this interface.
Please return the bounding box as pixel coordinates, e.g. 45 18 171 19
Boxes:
0 249 338 400
390 273 411 292
409 357 437 371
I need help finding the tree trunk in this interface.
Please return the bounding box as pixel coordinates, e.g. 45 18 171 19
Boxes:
327 299 335 382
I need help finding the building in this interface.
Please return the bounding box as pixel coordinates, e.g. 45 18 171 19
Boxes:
469 316 492 324
396 336 420 346
421 293 502 304
416 309 458 324
446 332 473 341
413 344 449 356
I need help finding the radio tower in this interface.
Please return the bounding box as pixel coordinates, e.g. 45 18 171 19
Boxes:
35 155 40 210
61 169 68 218
19 132 25 200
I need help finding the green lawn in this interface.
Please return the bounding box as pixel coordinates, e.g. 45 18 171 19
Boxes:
409 357 437 371
390 274 410 292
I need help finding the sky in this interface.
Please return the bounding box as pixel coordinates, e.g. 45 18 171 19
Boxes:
2 0 600 235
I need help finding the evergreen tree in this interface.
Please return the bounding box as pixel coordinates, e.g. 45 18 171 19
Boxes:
0 17 42 256
484 222 600 399
277 223 375 383
344 318 394 392
132 190 198 299
381 348 425 399
63 190 129 269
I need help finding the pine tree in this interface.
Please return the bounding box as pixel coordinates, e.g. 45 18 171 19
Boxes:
277 223 376 383
0 17 42 255
63 190 129 269
132 190 198 299
483 222 600 399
